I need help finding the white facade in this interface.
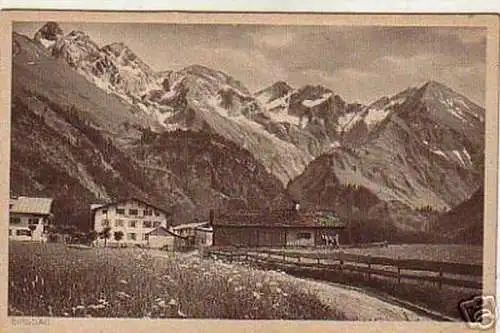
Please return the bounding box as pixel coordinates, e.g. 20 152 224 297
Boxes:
92 199 169 246
9 196 53 241
9 213 48 241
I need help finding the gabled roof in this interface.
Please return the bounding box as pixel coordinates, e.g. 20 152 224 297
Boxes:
9 196 54 215
90 197 171 216
213 209 345 228
146 226 186 238
171 221 210 231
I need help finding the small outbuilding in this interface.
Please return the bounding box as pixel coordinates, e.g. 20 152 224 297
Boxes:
171 221 213 247
146 226 185 250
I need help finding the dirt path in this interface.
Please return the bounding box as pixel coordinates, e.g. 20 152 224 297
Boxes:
296 279 429 321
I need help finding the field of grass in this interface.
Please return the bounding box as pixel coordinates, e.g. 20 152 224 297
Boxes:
269 244 483 264
342 244 483 264
8 242 345 319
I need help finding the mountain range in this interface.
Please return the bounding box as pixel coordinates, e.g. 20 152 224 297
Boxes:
10 22 485 242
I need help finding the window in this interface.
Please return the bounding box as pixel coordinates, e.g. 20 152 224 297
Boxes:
102 219 110 227
129 209 138 216
129 220 137 228
143 209 153 216
296 232 312 240
115 219 124 227
16 229 31 236
143 221 152 228
10 217 21 224
154 210 161 216
102 209 108 215
153 221 162 228
142 234 149 241
28 218 39 225
116 208 125 215
9 229 12 236
127 233 137 240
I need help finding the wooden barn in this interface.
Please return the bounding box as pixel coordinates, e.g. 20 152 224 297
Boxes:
212 209 345 248
171 221 213 247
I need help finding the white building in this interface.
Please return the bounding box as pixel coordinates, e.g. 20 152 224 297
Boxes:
91 198 170 246
9 196 54 241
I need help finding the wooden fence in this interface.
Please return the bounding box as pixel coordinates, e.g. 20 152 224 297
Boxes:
206 248 483 290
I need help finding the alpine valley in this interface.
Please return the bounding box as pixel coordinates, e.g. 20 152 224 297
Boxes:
10 22 485 243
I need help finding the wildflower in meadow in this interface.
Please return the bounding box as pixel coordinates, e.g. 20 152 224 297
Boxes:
177 308 187 318
116 291 131 300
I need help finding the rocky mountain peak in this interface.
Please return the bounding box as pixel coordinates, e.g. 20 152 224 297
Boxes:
254 81 293 105
102 42 133 57
33 21 64 49
272 80 293 90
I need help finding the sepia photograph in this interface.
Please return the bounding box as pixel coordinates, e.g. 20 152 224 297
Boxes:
0 11 498 333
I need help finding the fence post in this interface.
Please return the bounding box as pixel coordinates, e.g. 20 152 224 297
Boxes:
282 252 286 263
438 267 443 289
339 251 344 272
317 256 321 267
297 255 301 263
397 256 401 285
367 255 372 280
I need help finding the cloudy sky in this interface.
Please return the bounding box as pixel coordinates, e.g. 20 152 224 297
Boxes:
14 22 486 105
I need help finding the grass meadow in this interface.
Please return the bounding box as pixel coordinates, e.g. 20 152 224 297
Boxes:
8 241 345 319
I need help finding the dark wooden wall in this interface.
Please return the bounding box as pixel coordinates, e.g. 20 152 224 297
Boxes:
213 226 343 248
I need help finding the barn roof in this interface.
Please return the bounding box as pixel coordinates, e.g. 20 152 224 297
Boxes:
146 226 186 238
213 209 345 228
9 196 54 215
171 221 210 231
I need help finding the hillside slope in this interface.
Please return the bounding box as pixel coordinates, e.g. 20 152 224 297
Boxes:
288 81 484 232
11 31 290 227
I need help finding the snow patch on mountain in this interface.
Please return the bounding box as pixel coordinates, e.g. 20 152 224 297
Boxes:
302 93 332 108
266 109 301 126
337 112 358 131
265 94 291 111
431 150 448 160
452 149 473 168
363 108 391 127
37 38 56 49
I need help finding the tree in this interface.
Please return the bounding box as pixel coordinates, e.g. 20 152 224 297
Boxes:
114 231 124 244
100 227 112 247
28 224 37 240
86 230 98 246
